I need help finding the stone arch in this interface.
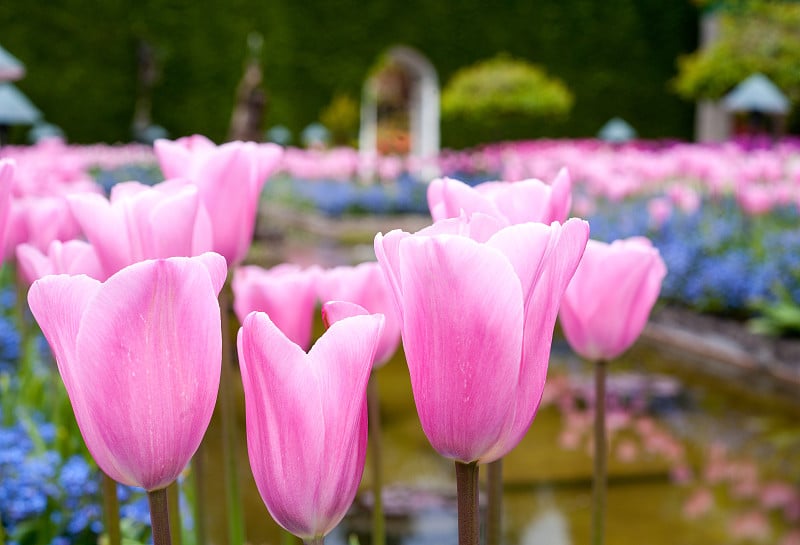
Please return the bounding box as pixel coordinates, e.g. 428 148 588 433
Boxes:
359 46 440 178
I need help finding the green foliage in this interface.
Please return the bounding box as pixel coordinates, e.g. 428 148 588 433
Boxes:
674 1 800 102
0 0 698 146
442 55 573 125
749 289 800 337
319 93 360 146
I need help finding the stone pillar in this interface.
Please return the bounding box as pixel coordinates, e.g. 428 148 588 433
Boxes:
695 10 730 142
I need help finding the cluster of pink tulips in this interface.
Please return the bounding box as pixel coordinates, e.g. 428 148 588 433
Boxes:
0 133 669 545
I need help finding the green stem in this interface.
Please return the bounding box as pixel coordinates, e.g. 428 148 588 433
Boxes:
15 278 33 377
302 537 323 545
167 481 183 545
486 458 502 545
192 446 208 545
592 359 608 545
455 461 479 545
219 278 246 545
102 473 121 545
148 487 173 545
367 373 385 545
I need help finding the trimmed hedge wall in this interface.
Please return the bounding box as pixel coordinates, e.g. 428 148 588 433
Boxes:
0 0 698 146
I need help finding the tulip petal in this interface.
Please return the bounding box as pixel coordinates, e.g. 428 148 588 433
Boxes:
486 222 553 303
232 264 319 350
239 311 379 538
197 143 260 263
239 311 325 536
562 238 666 360
321 300 369 328
492 219 589 459
72 257 222 490
490 179 551 224
308 314 381 531
427 177 501 222
398 235 523 462
317 262 400 366
68 192 130 276
548 168 573 223
194 251 228 295
27 274 120 479
148 185 205 259
374 230 410 323
17 240 104 284
28 273 101 391
0 159 15 252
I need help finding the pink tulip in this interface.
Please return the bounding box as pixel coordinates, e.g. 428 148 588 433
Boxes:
232 263 321 350
375 214 589 463
16 239 103 285
0 159 15 258
154 135 283 265
237 303 384 541
559 237 666 361
4 195 81 261
647 197 672 230
27 252 226 491
427 168 572 225
67 180 213 279
316 261 401 366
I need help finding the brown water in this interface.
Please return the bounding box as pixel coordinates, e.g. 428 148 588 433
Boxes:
199 237 800 545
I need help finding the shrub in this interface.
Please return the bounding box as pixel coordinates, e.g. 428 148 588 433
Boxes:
441 54 574 127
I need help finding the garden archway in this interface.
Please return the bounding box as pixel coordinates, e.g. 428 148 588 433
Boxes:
359 46 440 178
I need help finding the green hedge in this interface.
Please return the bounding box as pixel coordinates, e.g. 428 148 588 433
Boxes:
0 0 698 146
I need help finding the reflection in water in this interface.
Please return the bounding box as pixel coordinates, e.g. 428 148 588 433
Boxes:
519 507 570 545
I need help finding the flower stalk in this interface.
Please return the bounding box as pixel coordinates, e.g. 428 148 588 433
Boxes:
368 373 386 545
148 487 173 545
192 449 207 545
167 481 182 545
455 461 479 545
101 473 121 545
486 458 502 545
219 278 245 545
592 359 608 545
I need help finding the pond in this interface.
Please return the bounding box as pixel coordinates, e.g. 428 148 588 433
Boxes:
198 235 800 545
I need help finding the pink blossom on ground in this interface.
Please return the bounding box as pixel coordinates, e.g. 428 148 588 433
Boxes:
683 488 714 519
760 482 798 511
780 529 800 545
615 439 638 463
728 510 771 542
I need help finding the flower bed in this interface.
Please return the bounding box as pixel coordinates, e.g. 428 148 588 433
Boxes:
2 136 800 543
